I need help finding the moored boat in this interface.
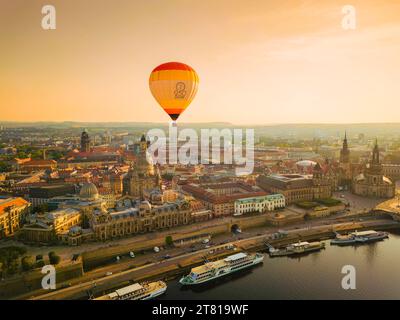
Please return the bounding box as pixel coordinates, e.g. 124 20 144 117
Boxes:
330 233 357 245
352 230 389 243
179 252 264 285
94 280 167 300
330 230 389 245
269 241 325 257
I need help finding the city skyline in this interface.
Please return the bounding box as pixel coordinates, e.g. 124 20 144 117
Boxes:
1 0 400 124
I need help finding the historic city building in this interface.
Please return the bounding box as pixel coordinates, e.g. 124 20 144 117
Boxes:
181 181 268 217
338 132 352 188
90 199 191 241
256 172 332 205
353 140 395 198
123 134 161 199
234 194 286 215
80 129 91 152
19 207 82 244
0 197 30 239
19 181 191 245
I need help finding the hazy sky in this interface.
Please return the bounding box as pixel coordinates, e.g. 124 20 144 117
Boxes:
1 0 399 124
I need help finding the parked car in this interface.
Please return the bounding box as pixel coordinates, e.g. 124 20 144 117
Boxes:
105 272 113 276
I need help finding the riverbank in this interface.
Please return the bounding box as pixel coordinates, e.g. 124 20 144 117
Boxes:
26 218 400 300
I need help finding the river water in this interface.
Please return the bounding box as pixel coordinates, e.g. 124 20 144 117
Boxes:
159 229 400 300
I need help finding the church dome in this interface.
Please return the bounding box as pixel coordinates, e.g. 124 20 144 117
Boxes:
80 182 99 201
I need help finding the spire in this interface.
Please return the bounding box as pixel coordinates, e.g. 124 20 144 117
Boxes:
343 131 348 147
372 138 380 165
340 131 350 164
313 162 322 172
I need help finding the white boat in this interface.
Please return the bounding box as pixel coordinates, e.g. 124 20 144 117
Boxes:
94 281 167 300
179 252 264 285
352 230 389 243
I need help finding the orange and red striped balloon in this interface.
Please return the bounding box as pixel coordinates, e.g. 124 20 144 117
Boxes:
149 62 199 121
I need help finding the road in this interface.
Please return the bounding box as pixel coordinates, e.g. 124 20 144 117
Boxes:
26 215 399 300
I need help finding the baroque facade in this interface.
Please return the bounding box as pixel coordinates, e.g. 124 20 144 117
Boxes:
19 181 192 245
256 171 332 205
90 199 191 241
0 197 30 239
123 134 161 199
353 140 395 198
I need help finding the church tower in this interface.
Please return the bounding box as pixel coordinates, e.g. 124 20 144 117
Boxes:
140 133 147 152
81 129 90 153
339 131 350 163
122 134 160 199
368 139 383 174
371 139 380 165
339 131 351 188
312 162 323 185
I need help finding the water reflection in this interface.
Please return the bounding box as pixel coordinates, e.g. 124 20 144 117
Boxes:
179 264 263 293
159 230 400 300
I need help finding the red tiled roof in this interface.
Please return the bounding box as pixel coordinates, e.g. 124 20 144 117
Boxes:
182 183 267 204
22 159 57 166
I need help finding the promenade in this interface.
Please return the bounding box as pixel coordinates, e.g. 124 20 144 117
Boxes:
26 216 399 300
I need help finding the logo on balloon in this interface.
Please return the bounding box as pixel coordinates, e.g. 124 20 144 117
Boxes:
174 82 186 99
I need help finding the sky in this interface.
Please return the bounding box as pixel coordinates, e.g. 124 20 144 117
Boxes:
0 0 399 124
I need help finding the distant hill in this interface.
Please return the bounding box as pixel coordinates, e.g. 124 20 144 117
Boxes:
2 122 400 139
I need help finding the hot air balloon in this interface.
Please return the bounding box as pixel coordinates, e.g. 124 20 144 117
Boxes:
149 62 199 123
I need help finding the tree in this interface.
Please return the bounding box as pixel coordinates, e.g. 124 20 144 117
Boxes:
48 252 60 265
48 151 64 160
165 235 173 247
7 260 19 275
21 256 35 271
0 246 27 275
35 260 45 268
32 203 48 214
35 254 43 261
30 150 43 160
161 173 174 181
0 161 11 172
49 254 61 265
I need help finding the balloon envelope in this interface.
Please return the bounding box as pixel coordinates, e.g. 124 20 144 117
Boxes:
149 62 199 121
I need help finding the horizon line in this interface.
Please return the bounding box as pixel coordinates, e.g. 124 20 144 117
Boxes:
4 121 400 126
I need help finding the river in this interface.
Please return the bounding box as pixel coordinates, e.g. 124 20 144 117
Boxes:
159 229 400 299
